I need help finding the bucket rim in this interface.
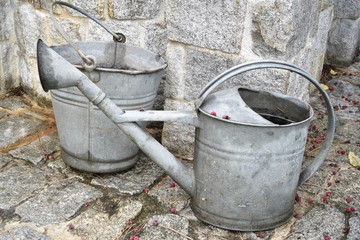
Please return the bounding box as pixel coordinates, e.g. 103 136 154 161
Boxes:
73 64 167 75
51 41 167 75
198 104 314 128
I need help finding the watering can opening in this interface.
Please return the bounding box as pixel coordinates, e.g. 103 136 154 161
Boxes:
199 87 313 126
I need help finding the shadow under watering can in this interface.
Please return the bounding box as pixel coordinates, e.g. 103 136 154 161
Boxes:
37 20 335 233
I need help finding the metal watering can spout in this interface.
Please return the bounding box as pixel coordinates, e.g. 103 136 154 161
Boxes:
37 39 196 196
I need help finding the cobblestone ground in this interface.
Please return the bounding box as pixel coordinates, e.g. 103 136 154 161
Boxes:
0 59 359 240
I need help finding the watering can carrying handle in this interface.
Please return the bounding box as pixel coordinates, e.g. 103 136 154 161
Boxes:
195 60 335 186
50 1 126 69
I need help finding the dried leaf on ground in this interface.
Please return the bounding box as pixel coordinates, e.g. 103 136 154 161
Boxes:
320 84 329 91
349 151 360 168
330 69 338 75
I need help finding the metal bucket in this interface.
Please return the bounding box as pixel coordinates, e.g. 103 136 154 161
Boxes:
47 2 166 172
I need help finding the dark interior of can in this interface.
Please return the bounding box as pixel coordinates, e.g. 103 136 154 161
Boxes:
238 88 312 125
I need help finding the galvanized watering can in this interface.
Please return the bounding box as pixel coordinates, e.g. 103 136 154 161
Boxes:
37 40 335 231
42 2 166 173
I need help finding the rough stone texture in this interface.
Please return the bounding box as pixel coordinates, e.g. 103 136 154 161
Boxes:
66 200 143 240
9 132 60 165
310 7 334 59
0 96 28 110
325 79 360 143
252 0 295 55
288 206 346 239
143 20 167 57
141 214 189 240
252 0 324 60
53 0 103 19
15 180 102 226
149 176 190 210
88 19 141 46
194 224 245 240
0 226 51 240
110 0 162 20
0 0 14 41
348 211 360 240
334 0 360 19
166 0 245 53
49 17 87 46
91 154 164 195
183 46 236 101
0 166 47 210
0 154 12 168
162 99 196 158
0 43 20 91
16 3 49 57
164 43 186 99
326 18 360 66
0 115 43 149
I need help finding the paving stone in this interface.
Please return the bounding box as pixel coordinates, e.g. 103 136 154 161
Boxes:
326 168 360 209
91 153 164 195
110 0 162 20
0 165 47 211
0 111 6 119
348 211 360 240
0 226 51 240
149 176 190 211
0 96 28 110
288 206 345 239
0 115 43 149
64 199 142 240
166 0 245 53
9 132 60 165
46 155 76 176
140 214 189 240
193 224 246 240
15 180 102 226
0 154 12 168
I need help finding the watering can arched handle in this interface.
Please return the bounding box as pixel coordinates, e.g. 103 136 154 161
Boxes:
50 1 126 69
195 60 335 186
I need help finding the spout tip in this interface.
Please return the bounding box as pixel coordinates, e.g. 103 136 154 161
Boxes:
37 39 50 92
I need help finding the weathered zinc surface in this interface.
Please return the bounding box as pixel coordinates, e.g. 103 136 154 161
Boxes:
0 58 359 239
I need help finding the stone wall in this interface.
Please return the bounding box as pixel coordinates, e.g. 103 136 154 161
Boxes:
326 0 360 66
1 0 355 158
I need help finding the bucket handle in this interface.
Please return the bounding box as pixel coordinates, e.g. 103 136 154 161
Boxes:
195 60 335 186
50 1 126 70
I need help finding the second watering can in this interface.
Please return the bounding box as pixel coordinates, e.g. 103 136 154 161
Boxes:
37 41 335 231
